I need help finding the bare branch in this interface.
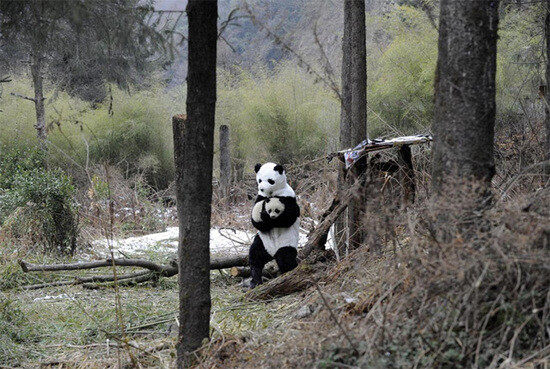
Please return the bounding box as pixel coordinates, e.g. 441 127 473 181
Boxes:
10 92 36 103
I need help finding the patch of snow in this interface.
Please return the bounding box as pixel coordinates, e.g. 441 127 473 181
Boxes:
93 227 255 257
33 293 75 302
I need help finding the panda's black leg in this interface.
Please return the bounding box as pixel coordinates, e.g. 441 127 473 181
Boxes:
249 235 273 289
273 246 298 274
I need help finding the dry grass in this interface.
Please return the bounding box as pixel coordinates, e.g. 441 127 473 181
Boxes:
193 173 550 368
3 144 550 368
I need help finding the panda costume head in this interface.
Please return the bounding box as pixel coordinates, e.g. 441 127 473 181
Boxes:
254 162 295 198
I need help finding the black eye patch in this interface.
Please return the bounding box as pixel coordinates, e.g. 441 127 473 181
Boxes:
258 179 262 183
268 179 275 185
275 209 280 213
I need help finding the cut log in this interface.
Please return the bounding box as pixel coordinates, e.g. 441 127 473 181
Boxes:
230 265 277 278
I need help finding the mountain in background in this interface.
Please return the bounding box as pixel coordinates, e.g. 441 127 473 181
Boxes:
153 0 345 86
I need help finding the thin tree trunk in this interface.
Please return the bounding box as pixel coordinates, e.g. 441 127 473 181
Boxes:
432 0 499 195
219 124 231 199
175 0 217 366
30 51 47 151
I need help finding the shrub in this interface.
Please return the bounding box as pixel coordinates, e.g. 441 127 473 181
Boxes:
217 63 340 167
0 78 183 190
367 6 437 137
0 148 78 255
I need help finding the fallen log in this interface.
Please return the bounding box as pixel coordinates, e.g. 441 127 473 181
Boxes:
22 271 152 290
245 254 330 300
230 265 277 278
19 254 249 289
20 255 248 274
19 179 359 292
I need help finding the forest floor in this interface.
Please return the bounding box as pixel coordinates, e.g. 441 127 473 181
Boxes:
2 185 550 368
0 220 321 368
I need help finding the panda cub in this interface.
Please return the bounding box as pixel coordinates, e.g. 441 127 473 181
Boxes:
249 163 300 288
251 197 285 223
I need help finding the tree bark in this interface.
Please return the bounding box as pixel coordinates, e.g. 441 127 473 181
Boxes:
175 0 217 366
432 0 499 195
337 0 367 255
350 0 367 144
30 51 47 152
545 0 550 162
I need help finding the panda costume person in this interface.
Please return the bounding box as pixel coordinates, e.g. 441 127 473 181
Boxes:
249 162 300 288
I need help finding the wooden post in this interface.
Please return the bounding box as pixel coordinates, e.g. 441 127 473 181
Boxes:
397 145 415 204
219 125 231 199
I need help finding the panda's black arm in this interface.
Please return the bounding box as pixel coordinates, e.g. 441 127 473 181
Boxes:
270 196 300 228
251 195 275 232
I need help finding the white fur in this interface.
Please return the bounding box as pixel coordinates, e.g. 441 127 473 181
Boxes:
255 162 300 256
259 219 300 257
252 201 264 223
256 162 296 197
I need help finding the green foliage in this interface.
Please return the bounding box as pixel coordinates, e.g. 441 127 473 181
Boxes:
0 80 183 189
367 6 438 137
218 63 340 166
496 3 545 127
0 147 78 255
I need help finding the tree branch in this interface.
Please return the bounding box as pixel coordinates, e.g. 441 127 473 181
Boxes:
19 254 250 289
10 92 36 103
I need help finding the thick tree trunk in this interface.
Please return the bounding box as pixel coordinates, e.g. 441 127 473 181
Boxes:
350 0 367 144
545 0 550 161
337 0 367 255
175 1 217 367
30 51 47 151
432 0 499 195
339 0 353 151
335 0 354 257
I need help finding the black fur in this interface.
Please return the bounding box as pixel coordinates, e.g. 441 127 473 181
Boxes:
254 163 262 173
251 195 300 232
249 235 273 288
274 164 284 174
273 247 298 273
249 238 298 288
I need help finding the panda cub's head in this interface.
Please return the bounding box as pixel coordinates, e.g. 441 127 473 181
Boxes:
264 197 285 219
254 162 287 197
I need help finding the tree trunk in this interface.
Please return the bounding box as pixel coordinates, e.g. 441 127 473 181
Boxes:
545 0 550 162
219 124 231 199
30 51 47 151
432 0 499 195
337 0 367 255
174 0 217 366
350 0 367 145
